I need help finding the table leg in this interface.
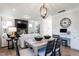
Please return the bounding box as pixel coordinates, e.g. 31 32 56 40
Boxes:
33 47 39 56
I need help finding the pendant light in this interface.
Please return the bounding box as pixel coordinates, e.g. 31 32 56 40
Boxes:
40 3 47 19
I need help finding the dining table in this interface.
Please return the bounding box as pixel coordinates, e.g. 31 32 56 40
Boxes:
24 38 54 56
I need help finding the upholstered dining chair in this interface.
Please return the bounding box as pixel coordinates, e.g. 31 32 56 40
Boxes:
38 40 55 56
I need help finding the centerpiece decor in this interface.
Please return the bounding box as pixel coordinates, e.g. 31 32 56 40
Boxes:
44 35 51 39
35 36 43 41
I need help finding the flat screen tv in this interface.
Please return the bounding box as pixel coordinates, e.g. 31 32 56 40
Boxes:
17 23 26 29
60 29 67 33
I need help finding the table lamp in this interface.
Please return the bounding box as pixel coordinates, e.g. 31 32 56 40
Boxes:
8 26 17 37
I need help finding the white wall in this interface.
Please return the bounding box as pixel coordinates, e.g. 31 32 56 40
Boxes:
40 15 53 36
0 16 2 47
0 17 2 36
52 8 79 50
0 16 15 47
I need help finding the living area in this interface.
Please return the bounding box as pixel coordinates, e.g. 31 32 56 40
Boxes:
0 3 79 56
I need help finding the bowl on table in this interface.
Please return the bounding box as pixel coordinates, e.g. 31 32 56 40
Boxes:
34 36 43 41
44 35 51 39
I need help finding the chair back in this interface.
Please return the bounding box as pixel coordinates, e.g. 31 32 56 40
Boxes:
45 40 55 56
53 35 60 39
13 39 20 56
53 34 61 47
7 34 10 38
53 35 61 56
15 32 20 38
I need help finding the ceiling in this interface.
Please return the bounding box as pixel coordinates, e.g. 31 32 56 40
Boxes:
0 3 79 20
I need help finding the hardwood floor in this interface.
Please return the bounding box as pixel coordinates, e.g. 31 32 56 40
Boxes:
62 47 79 56
0 47 79 56
0 47 16 56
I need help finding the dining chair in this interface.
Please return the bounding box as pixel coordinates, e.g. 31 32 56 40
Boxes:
53 34 60 39
14 38 35 56
14 39 20 56
53 34 61 56
38 40 55 56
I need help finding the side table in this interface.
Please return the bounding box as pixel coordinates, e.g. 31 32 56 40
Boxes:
6 39 13 49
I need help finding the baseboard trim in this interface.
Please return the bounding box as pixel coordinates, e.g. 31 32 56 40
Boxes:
71 48 79 52
0 46 8 48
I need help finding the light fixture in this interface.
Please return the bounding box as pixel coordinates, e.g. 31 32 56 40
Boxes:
40 3 47 19
8 26 17 37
